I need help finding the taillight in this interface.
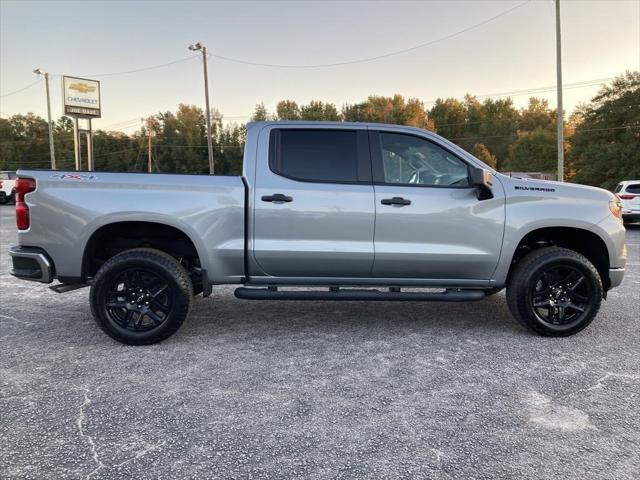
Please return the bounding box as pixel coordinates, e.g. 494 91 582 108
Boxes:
619 194 638 200
15 178 36 230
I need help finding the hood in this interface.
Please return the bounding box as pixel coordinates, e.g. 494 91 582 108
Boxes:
495 173 614 202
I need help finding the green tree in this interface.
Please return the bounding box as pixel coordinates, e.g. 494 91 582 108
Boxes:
251 103 270 121
462 94 484 144
569 71 640 189
150 105 208 174
216 122 245 175
343 95 433 130
0 113 50 170
470 143 497 169
341 102 367 122
506 128 557 173
519 97 555 132
299 101 340 121
429 98 466 140
276 100 300 120
476 98 519 170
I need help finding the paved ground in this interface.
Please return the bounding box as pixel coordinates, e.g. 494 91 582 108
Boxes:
1 205 639 480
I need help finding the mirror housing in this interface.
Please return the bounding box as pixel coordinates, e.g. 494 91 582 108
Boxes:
469 166 494 200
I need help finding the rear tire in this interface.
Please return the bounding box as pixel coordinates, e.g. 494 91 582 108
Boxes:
90 248 192 345
506 247 602 336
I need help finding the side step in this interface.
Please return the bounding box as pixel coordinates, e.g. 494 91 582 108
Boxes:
49 283 88 293
234 287 485 302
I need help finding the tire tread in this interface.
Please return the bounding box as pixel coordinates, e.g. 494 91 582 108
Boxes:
89 248 192 345
506 247 602 336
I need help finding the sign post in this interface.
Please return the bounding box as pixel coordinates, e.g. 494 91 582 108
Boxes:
63 76 101 170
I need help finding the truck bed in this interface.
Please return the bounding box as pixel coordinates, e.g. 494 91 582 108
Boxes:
16 170 246 284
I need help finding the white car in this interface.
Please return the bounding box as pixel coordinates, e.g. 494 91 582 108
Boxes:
614 180 640 225
0 171 17 204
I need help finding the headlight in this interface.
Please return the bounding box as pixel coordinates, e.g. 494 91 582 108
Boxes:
609 197 623 221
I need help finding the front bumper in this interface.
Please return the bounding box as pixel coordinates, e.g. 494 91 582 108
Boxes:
9 246 54 283
609 267 625 289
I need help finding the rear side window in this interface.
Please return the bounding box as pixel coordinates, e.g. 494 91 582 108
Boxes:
614 183 623 193
270 129 359 183
626 183 640 194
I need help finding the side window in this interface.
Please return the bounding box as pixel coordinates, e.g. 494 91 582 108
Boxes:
270 129 359 183
626 183 640 194
614 183 623 193
378 133 470 187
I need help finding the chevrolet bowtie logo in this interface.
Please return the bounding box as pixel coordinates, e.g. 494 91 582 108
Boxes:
69 83 95 93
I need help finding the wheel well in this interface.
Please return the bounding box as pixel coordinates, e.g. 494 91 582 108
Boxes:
83 222 201 280
510 227 611 290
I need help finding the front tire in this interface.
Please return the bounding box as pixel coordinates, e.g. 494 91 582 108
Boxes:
90 248 193 345
506 247 602 336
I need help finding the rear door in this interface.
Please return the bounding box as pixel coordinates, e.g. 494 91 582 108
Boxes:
252 126 375 278
369 130 505 280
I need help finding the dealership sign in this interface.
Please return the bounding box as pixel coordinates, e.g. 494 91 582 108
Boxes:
62 76 101 117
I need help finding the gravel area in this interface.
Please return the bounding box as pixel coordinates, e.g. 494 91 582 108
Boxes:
1 205 639 479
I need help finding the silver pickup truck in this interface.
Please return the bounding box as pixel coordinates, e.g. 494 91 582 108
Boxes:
10 121 627 344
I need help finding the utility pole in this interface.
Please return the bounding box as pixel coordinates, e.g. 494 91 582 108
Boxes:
188 42 215 174
33 69 56 169
147 118 153 173
555 0 564 182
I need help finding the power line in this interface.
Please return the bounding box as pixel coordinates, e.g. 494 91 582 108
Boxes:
0 79 42 98
93 148 140 158
207 0 531 68
51 56 199 78
423 77 615 105
432 101 640 128
447 124 640 141
99 118 143 130
213 76 619 122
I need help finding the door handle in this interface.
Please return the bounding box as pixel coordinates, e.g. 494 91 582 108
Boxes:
261 193 293 203
381 197 411 206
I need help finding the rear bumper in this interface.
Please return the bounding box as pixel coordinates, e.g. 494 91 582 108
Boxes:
9 246 54 283
622 212 640 221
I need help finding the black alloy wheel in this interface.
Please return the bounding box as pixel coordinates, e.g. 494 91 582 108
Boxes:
104 268 174 332
90 248 192 345
506 247 602 336
529 265 594 328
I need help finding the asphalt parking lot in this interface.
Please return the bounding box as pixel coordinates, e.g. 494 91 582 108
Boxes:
1 204 639 480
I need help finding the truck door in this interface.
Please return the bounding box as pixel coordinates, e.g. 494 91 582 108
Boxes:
252 126 375 278
369 130 505 280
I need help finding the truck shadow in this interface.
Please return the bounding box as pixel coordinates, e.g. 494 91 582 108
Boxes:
184 291 526 340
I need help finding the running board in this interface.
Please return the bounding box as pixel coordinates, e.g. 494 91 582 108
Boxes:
49 283 88 293
234 287 485 302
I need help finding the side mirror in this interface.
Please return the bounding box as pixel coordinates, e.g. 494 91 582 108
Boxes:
469 166 494 200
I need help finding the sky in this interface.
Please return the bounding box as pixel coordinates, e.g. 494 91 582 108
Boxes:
1 0 639 132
